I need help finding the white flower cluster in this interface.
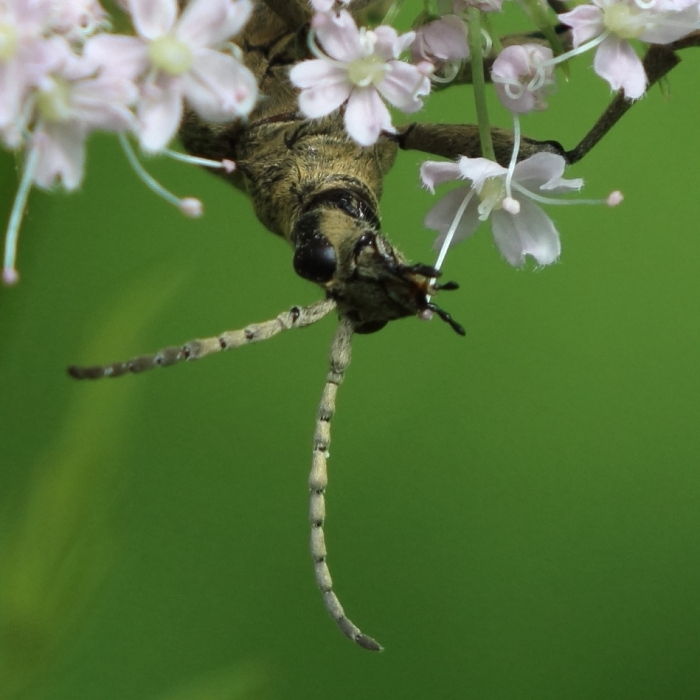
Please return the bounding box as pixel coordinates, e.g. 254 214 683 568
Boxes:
1 0 256 284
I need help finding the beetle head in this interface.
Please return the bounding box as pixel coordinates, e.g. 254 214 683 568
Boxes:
291 189 463 335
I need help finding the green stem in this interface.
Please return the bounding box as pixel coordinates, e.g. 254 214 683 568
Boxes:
466 7 495 161
519 0 568 76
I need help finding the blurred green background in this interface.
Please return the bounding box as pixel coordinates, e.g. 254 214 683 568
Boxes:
2 6 700 699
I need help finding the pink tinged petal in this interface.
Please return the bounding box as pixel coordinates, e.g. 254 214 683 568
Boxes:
50 0 108 37
176 0 252 49
290 58 347 88
33 123 86 191
513 152 582 193
491 198 561 267
311 0 335 10
494 84 536 113
492 46 538 113
313 10 362 63
654 0 697 11
639 6 700 43
23 36 78 85
594 35 646 99
413 17 468 64
492 44 532 80
44 36 98 83
420 160 462 192
83 34 149 81
558 5 605 46
183 50 257 121
424 186 481 249
128 0 177 39
291 62 352 118
137 78 183 152
457 157 507 189
393 30 417 56
0 61 24 130
71 76 138 131
343 86 394 146
377 60 430 112
372 25 404 60
10 0 52 25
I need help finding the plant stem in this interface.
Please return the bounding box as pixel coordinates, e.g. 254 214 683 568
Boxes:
467 7 495 161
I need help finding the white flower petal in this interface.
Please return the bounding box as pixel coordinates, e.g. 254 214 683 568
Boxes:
412 16 468 64
420 160 462 193
594 35 647 99
513 152 582 193
128 0 177 39
313 9 362 63
424 186 481 249
0 61 24 130
372 25 404 60
11 0 52 25
458 156 507 189
183 49 257 120
71 76 138 131
639 6 700 44
344 86 394 146
290 58 347 88
137 77 183 152
33 123 86 191
83 34 149 81
177 0 252 49
292 62 352 118
558 5 605 47
377 60 430 113
491 198 561 267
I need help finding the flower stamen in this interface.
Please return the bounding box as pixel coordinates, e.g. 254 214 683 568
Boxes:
119 134 203 217
3 137 41 286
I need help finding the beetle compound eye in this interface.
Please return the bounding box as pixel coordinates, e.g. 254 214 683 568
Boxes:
292 211 338 283
293 232 337 283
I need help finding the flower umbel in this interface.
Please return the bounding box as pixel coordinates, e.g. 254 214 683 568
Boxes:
290 9 431 146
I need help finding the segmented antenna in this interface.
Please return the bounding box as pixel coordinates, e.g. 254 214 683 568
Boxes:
67 299 337 380
309 317 382 651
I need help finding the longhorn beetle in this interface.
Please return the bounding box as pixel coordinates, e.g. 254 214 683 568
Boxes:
68 0 700 650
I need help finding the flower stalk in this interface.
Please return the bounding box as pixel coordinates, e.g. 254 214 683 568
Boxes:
466 7 495 161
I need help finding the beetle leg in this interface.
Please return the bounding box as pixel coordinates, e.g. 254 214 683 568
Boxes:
394 123 567 167
568 33 700 163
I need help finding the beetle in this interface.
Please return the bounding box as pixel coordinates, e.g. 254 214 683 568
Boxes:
68 0 695 650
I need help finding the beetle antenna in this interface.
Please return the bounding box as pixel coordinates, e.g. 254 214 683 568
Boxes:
67 298 337 380
309 317 382 651
427 302 466 336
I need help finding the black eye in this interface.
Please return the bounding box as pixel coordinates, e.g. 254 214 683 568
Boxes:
293 232 337 283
